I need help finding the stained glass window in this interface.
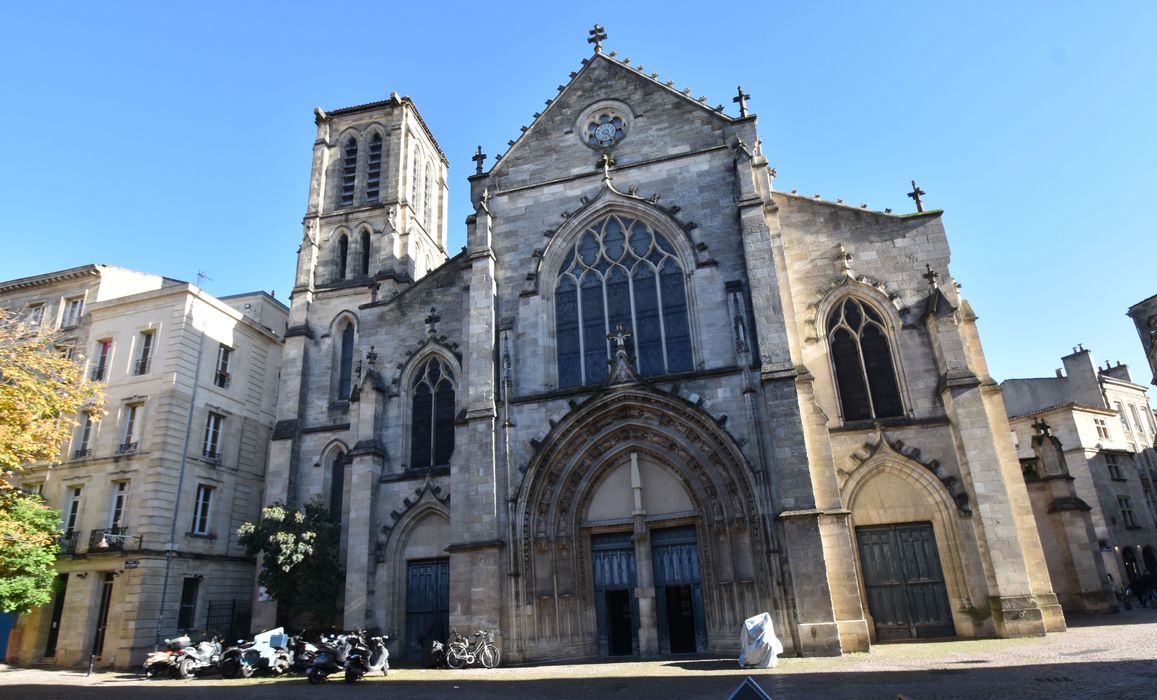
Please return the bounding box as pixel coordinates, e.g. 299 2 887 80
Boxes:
411 357 456 468
555 215 692 388
827 297 902 421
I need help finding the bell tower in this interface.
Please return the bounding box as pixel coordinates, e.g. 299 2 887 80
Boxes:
294 93 449 303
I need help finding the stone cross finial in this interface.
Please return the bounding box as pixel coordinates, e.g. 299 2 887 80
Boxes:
366 345 377 366
908 180 926 213
1032 417 1052 436
608 323 632 352
922 264 940 288
472 145 486 175
733 84 751 117
588 24 607 52
425 307 440 336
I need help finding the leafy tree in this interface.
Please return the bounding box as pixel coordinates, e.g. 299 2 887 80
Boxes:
238 498 343 628
0 308 105 488
0 308 104 612
0 489 61 613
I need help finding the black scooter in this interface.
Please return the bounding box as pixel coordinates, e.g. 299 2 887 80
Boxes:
344 634 389 683
305 633 354 684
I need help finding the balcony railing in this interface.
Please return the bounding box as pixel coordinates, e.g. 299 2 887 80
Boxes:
117 441 138 454
57 530 79 556
89 527 142 553
90 365 107 381
214 370 230 388
73 448 89 459
133 357 151 375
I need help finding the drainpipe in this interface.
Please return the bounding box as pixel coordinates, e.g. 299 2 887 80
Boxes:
155 307 206 647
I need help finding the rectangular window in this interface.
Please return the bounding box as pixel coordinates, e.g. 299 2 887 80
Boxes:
91 339 112 381
1106 453 1125 481
134 331 154 375
177 577 200 630
214 344 232 388
119 404 140 453
108 481 128 529
74 413 94 458
202 412 223 462
56 340 75 359
64 486 83 533
1119 496 1138 528
1116 401 1131 433
1129 404 1146 435
61 297 84 328
1095 418 1111 440
192 485 213 535
26 303 45 327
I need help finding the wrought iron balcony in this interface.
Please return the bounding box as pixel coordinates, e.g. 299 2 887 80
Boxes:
202 449 220 464
133 357 151 375
73 448 90 459
90 364 107 381
57 530 79 556
117 441 138 454
89 527 142 553
213 370 230 388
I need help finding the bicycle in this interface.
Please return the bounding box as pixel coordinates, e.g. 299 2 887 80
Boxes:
445 630 500 669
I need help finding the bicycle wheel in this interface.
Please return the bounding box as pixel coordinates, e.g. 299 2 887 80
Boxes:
445 645 468 669
480 643 500 669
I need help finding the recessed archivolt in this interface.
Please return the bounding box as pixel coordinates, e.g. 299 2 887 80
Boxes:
517 387 760 556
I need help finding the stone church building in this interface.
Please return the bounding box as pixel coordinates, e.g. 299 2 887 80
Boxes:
259 35 1065 661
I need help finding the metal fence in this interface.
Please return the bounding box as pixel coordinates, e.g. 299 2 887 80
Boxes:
204 599 251 642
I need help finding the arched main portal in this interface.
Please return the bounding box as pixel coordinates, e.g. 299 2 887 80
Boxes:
514 388 774 660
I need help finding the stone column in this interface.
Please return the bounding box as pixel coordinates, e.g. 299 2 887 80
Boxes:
629 454 658 655
448 198 504 640
732 125 863 655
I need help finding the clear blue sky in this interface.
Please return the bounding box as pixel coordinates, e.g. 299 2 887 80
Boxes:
2 1 1155 388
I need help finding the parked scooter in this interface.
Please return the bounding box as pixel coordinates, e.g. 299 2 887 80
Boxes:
343 634 389 683
305 632 354 684
220 627 291 678
141 635 189 679
174 635 222 679
288 633 320 674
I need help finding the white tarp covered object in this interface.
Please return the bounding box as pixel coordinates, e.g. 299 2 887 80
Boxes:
738 612 783 669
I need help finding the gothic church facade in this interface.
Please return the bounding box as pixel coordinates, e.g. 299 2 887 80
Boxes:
261 39 1064 661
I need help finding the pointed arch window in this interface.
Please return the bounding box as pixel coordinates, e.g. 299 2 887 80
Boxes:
328 448 346 524
423 162 434 230
555 214 692 388
340 138 358 207
410 357 455 469
359 230 371 276
365 133 382 202
337 234 349 280
827 297 903 421
337 323 355 400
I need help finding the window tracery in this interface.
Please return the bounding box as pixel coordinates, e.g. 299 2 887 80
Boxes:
826 297 903 421
410 356 456 469
555 214 692 388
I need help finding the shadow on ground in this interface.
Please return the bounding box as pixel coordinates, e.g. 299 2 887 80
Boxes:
3 660 1157 699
